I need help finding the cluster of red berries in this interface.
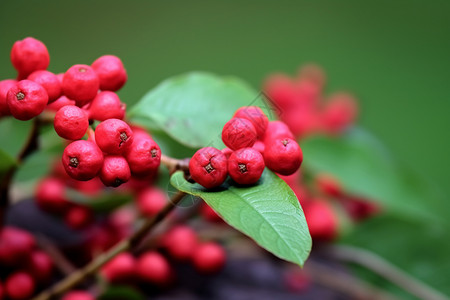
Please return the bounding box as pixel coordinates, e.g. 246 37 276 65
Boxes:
0 227 53 300
189 106 303 188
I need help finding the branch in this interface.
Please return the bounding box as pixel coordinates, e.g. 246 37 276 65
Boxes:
160 154 189 175
325 245 448 300
31 191 186 300
36 235 76 276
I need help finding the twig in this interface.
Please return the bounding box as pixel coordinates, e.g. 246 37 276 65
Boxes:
36 235 76 276
325 245 449 300
160 154 189 175
31 191 186 300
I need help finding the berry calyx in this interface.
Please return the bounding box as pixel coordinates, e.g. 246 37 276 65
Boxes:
6 80 48 120
54 105 89 140
95 119 134 155
264 138 302 175
228 147 265 185
62 140 104 181
192 242 226 274
125 136 161 176
222 117 257 150
233 106 269 139
91 55 127 91
10 37 50 80
189 147 228 189
99 156 131 187
88 91 125 121
62 64 99 106
27 70 61 102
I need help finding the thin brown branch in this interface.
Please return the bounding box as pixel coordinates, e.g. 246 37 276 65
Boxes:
31 191 186 300
36 235 76 276
160 154 189 175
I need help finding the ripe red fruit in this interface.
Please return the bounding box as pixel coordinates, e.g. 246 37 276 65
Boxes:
189 147 228 189
62 140 104 181
228 148 265 185
88 91 125 121
263 121 294 144
221 147 233 159
65 205 93 229
161 225 198 261
0 79 16 116
233 106 269 139
99 156 131 187
95 119 134 155
6 80 48 120
5 272 35 300
264 138 303 176
62 64 99 106
316 173 342 197
136 252 172 285
136 187 167 217
26 250 53 283
10 37 50 80
54 105 89 140
125 137 161 176
62 291 95 300
91 55 127 91
252 140 265 154
200 203 223 222
0 227 35 266
27 70 61 102
341 196 381 222
192 242 226 274
100 252 136 283
46 95 76 112
304 200 338 240
322 93 357 134
35 177 69 214
222 118 257 150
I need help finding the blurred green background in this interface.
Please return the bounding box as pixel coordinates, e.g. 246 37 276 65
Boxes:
1 0 449 199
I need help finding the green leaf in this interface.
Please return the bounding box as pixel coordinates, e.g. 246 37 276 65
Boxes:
170 169 312 267
99 285 145 300
128 72 275 148
0 149 17 175
66 189 133 213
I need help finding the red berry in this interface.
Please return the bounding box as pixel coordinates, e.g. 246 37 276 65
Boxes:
136 252 172 285
341 196 381 222
5 272 35 300
95 119 134 155
65 205 93 229
91 55 127 91
136 187 167 217
62 291 95 300
200 203 222 222
228 148 265 185
62 64 99 106
99 156 131 187
304 200 338 241
88 91 125 121
221 147 233 159
26 250 53 283
315 173 342 197
62 140 104 181
0 79 16 116
263 74 297 109
125 136 161 176
322 93 357 134
263 121 294 144
0 227 35 266
252 140 265 154
10 37 49 80
222 118 257 150
161 225 198 261
6 80 48 120
192 242 226 274
100 252 136 283
233 106 269 139
264 138 302 176
35 177 69 214
54 105 89 140
189 147 228 189
27 70 61 102
46 95 76 112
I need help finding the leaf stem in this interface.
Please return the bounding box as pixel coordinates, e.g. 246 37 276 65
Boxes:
160 154 190 174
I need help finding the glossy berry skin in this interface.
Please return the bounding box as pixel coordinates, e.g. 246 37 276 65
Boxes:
54 105 89 140
62 64 99 106
0 227 35 266
125 137 161 176
228 148 265 185
304 200 338 241
95 119 134 155
233 106 269 139
0 79 16 116
100 252 136 283
137 187 167 217
46 95 76 112
10 37 50 80
62 140 104 181
99 156 131 187
65 205 93 229
88 91 125 121
91 55 127 91
35 177 69 214
192 242 226 274
27 70 61 102
62 291 95 300
222 118 257 150
264 138 302 176
161 225 198 261
136 251 172 285
7 80 48 120
263 121 294 144
26 250 53 283
189 147 228 189
5 272 35 300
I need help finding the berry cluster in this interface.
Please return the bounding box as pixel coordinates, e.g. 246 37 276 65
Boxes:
189 106 303 189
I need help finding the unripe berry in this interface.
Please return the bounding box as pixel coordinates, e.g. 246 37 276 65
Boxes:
35 177 69 214
5 272 35 300
62 291 95 300
228 148 265 185
88 91 125 121
0 227 35 266
161 225 198 261
136 187 167 217
136 252 172 285
125 136 161 176
264 138 302 176
95 119 134 155
304 200 338 241
222 118 257 150
27 70 61 102
46 95 76 112
189 147 228 189
0 79 16 116
99 156 131 187
62 64 99 106
100 252 136 283
26 250 53 283
10 37 50 80
91 55 127 91
62 140 104 181
192 242 226 274
54 105 89 140
7 80 48 120
263 121 294 144
65 205 93 229
233 106 269 139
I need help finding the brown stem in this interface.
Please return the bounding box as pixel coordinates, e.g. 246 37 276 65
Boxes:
36 235 76 276
160 154 189 175
31 191 186 300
